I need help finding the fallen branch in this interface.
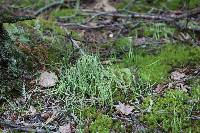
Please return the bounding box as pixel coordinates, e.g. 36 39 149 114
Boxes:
34 1 64 16
34 0 78 17
175 6 200 20
59 22 133 30
0 120 46 133
81 9 200 33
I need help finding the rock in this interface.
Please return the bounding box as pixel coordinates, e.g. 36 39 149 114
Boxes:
38 71 58 88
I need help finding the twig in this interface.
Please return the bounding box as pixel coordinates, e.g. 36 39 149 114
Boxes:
65 32 85 55
59 22 132 30
190 116 200 120
34 1 64 16
81 10 200 32
175 6 200 20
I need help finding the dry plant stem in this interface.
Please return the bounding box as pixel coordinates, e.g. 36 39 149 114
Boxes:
66 33 85 55
175 6 200 20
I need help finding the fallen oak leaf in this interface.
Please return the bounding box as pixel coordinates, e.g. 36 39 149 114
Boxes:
94 0 116 12
114 102 134 115
171 70 186 81
59 123 72 133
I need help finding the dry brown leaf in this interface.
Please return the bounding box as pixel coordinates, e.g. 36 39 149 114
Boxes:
94 0 116 12
27 106 37 116
171 71 186 81
59 123 72 133
115 102 134 115
45 110 58 124
155 84 167 94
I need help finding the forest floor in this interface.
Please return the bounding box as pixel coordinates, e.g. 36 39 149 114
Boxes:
0 0 200 132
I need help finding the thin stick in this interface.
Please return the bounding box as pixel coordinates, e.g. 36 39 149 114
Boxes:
34 1 64 16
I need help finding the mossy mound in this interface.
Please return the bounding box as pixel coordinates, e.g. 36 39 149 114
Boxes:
50 9 86 23
140 89 200 132
117 44 200 83
115 0 199 12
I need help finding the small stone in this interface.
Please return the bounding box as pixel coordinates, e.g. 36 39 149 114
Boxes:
39 71 58 88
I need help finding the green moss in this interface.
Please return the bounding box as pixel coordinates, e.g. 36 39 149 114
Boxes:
89 114 113 133
118 44 200 83
11 0 54 9
112 120 126 133
81 106 99 120
191 86 200 111
111 67 133 102
51 9 76 17
114 0 150 12
115 0 199 12
188 77 200 88
17 18 70 66
141 90 193 132
50 9 85 23
80 107 125 133
189 0 200 8
114 37 132 51
143 23 175 40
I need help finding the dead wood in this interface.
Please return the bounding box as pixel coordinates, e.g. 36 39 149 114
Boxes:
34 1 64 17
0 120 46 133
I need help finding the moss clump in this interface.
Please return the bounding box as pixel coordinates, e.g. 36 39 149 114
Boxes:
143 23 175 40
81 107 126 133
118 44 200 83
115 0 199 12
114 37 132 51
12 18 70 67
140 90 194 132
50 9 85 23
11 0 54 9
190 86 200 112
81 106 99 120
89 114 113 133
0 17 33 100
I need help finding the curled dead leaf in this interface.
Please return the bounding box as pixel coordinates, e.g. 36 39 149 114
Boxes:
27 106 37 116
59 123 72 133
94 0 116 12
115 102 134 115
171 71 186 81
